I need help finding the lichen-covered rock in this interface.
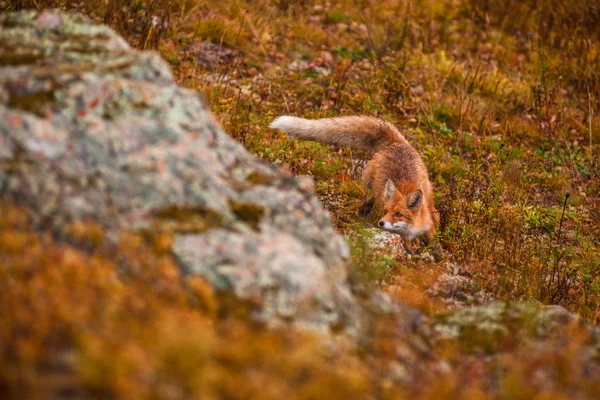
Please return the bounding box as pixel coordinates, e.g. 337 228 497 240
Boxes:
432 302 596 352
365 228 491 309
0 9 355 332
174 227 356 329
430 302 600 395
425 262 492 308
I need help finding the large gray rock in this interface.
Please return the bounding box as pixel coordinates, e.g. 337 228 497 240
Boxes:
0 10 356 332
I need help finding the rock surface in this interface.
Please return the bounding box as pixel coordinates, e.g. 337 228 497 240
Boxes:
433 302 586 345
0 9 356 332
187 40 240 70
431 302 600 394
365 228 492 309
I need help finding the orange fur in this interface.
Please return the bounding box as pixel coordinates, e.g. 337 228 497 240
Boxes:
270 115 439 252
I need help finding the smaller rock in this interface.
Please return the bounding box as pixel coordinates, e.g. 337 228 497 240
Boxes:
246 67 260 77
320 51 334 64
336 23 348 32
427 262 492 309
187 40 239 70
412 86 424 95
288 60 309 72
364 228 407 259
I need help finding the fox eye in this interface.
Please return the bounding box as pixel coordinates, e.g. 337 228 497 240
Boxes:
383 209 388 214
394 212 403 218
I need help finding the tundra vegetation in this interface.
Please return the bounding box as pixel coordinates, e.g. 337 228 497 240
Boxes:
2 0 600 398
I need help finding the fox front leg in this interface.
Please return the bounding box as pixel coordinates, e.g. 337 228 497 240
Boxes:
424 225 436 243
358 198 375 216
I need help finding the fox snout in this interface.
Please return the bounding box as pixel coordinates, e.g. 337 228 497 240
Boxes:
378 219 396 231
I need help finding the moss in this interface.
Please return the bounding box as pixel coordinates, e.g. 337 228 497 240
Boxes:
63 44 113 55
8 90 57 117
64 220 106 250
229 201 265 231
0 48 42 66
61 32 112 43
325 10 351 25
245 171 277 186
148 206 224 234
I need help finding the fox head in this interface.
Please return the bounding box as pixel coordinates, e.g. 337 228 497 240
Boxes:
378 179 424 238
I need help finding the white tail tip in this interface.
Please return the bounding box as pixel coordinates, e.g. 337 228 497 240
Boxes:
269 116 300 131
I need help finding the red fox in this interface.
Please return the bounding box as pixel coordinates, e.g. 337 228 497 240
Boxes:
270 115 439 253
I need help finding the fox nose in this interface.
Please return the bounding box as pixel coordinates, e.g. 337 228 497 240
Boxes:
378 220 385 228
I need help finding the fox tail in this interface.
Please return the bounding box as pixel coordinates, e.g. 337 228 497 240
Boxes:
269 115 405 151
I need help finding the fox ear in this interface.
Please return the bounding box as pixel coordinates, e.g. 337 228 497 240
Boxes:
407 189 423 209
384 179 397 201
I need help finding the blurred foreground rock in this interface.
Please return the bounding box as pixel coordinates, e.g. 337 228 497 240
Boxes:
0 9 357 333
